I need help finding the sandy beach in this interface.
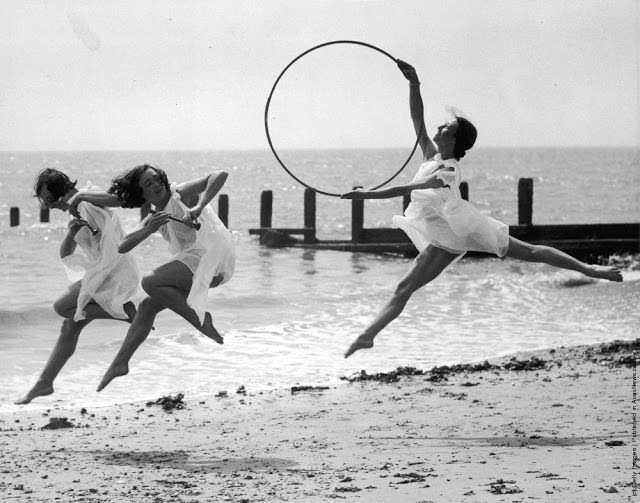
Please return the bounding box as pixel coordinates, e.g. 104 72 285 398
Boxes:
0 339 635 502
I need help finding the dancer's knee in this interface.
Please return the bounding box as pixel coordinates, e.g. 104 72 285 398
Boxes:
141 274 158 296
53 298 73 319
138 296 163 316
394 278 417 304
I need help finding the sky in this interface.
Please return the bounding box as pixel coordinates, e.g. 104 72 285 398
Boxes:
1 0 639 150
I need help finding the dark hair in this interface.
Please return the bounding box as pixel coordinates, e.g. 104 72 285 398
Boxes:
108 164 170 208
34 168 77 204
453 117 478 160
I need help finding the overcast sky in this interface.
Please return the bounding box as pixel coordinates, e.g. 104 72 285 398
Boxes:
1 0 638 150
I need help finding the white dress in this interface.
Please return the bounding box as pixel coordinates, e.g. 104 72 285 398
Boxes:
392 154 510 257
62 201 140 322
155 184 235 323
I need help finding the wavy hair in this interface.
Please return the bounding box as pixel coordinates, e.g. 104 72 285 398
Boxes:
108 164 170 208
34 168 77 204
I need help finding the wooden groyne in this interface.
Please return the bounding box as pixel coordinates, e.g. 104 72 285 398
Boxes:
249 179 640 259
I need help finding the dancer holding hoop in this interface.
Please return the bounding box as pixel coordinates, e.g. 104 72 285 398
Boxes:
342 60 622 359
16 169 139 404
67 165 235 391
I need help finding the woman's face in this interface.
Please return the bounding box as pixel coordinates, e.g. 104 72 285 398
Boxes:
39 186 68 211
433 120 458 149
139 168 168 204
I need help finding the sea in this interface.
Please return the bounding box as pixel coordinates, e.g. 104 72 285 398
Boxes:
1 147 639 413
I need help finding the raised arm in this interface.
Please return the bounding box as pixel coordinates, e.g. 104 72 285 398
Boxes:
118 211 170 254
67 191 122 218
175 170 228 224
341 169 453 200
397 60 437 161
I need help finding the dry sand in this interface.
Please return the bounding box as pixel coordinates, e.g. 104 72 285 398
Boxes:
0 340 636 502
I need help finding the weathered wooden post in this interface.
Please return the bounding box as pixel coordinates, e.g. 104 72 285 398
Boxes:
10 207 19 227
518 178 534 225
460 181 469 201
218 194 229 228
260 190 273 228
351 197 364 244
303 188 316 243
40 207 50 223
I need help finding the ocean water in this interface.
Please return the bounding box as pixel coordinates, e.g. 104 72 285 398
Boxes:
0 148 639 412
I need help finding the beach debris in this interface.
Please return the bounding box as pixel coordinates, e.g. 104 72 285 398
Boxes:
600 486 619 493
334 486 361 492
599 339 640 354
339 477 354 483
341 366 426 383
146 393 185 411
460 381 480 387
502 356 547 371
236 385 247 395
604 440 625 447
392 472 427 484
291 385 330 394
487 479 523 494
215 390 228 398
80 408 88 414
41 417 75 430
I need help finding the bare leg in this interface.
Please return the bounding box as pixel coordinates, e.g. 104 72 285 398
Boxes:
345 246 460 358
54 282 137 322
506 237 622 281
15 282 137 404
141 261 223 344
97 297 164 392
15 318 91 404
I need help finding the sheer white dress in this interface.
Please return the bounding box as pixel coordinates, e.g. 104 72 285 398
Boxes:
393 154 510 257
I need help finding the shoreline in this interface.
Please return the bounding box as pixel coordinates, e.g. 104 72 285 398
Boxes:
0 339 636 502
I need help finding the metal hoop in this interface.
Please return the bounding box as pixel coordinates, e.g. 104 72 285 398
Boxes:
264 40 422 197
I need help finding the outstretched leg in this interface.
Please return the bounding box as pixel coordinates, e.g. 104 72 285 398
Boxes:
345 245 460 358
141 261 223 344
15 317 91 404
505 237 622 281
97 296 164 392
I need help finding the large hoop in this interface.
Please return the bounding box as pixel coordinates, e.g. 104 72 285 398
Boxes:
264 40 422 197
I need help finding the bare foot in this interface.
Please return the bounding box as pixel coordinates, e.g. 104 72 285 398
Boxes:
201 312 224 344
587 265 623 282
344 335 374 358
123 301 137 323
15 382 54 405
97 363 129 392
209 274 224 288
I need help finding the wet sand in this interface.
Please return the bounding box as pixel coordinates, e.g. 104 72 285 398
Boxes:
0 340 635 502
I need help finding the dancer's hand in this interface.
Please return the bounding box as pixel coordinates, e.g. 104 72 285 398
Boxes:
68 218 90 234
397 59 420 85
66 193 83 218
341 188 366 199
183 206 202 229
145 210 171 231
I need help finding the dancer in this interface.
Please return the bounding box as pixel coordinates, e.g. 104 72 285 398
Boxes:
16 169 139 404
342 60 622 359
67 165 235 391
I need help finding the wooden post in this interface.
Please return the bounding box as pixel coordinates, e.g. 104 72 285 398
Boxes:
260 190 273 228
218 194 229 228
460 181 469 201
518 178 534 225
402 194 411 212
351 199 364 243
10 207 19 227
303 188 316 243
40 207 50 223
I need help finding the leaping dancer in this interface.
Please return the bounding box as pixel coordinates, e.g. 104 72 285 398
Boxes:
67 164 235 391
342 60 622 359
